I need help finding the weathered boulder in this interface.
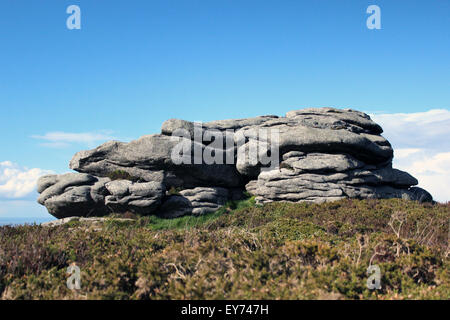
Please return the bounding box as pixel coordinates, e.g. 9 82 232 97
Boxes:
69 135 242 188
161 115 278 137
403 187 433 203
104 180 165 214
161 108 393 177
37 107 433 219
37 174 165 218
159 187 229 218
37 173 110 219
245 150 420 204
281 152 365 172
245 167 423 204
285 107 383 134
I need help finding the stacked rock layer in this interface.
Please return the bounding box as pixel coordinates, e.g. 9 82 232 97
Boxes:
37 108 432 219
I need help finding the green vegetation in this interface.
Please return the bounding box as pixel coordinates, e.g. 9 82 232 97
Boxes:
142 197 256 230
167 186 182 196
0 198 448 300
107 170 139 182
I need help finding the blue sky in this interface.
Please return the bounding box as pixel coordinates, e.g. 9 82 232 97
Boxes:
0 0 449 222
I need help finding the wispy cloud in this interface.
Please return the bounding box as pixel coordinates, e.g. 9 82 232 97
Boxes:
31 131 116 148
390 150 450 203
0 161 53 199
371 109 450 150
371 109 450 202
394 148 422 159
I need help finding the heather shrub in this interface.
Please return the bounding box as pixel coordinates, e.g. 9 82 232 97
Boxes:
0 199 448 300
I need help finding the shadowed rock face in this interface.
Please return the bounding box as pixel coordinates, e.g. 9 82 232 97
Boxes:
37 107 433 219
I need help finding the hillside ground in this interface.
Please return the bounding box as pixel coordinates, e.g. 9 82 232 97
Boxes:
0 198 449 300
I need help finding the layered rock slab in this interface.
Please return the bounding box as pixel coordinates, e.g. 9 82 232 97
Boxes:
159 187 229 218
245 151 430 204
37 107 433 219
37 173 110 218
161 108 393 177
104 180 164 214
69 135 242 188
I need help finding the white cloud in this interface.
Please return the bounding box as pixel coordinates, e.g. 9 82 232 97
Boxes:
407 152 450 175
0 161 53 199
31 131 116 148
391 151 450 203
371 109 450 203
394 148 422 159
371 109 450 150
